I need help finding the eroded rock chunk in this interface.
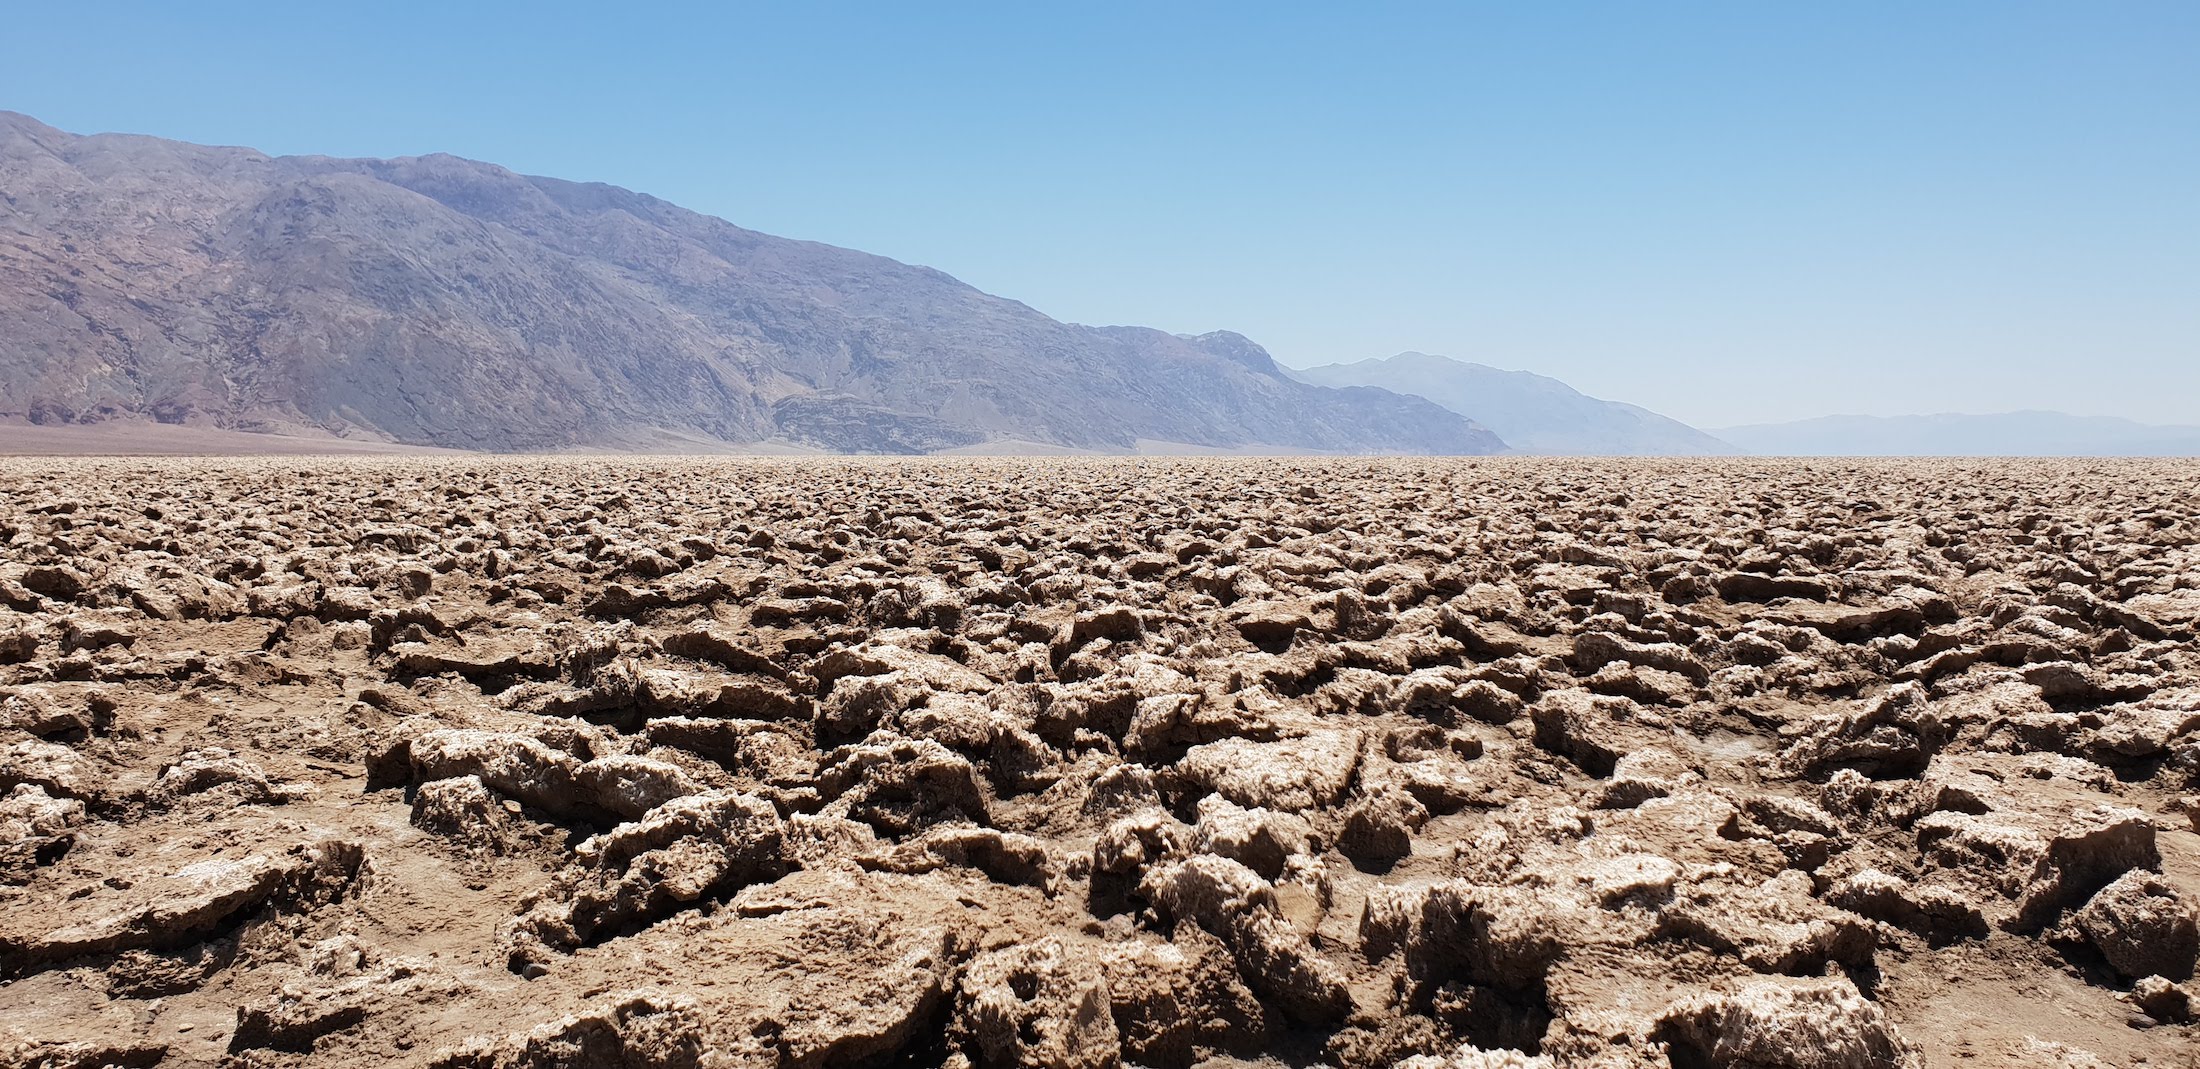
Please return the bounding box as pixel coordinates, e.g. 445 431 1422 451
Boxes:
1780 683 1947 781
2131 976 2197 1025
2084 691 2200 763
1656 869 1878 974
231 953 446 1054
1528 689 1648 777
1570 631 1709 684
764 924 961 1069
1653 976 1921 1069
0 1036 167 1069
1395 1048 1554 1069
153 748 285 806
574 754 701 820
505 790 785 969
430 993 707 1069
1389 881 1566 1053
1914 801 2159 931
863 826 1053 889
0 783 82 878
402 729 584 815
1823 868 1987 943
57 610 140 653
1230 602 1311 649
2069 871 2199 982
410 775 516 856
0 622 44 664
817 735 990 834
954 938 1120 1069
1139 855 1352 1025
1177 731 1361 812
1 840 364 974
1338 786 1428 870
0 783 82 845
1591 747 1698 810
1 739 87 799
1096 930 1271 1067
1191 795 1314 880
2016 805 2161 930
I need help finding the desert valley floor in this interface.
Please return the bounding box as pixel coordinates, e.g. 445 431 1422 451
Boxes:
1 457 2197 1069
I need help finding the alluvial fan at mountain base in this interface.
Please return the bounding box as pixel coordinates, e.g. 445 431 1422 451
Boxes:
2 457 2198 1068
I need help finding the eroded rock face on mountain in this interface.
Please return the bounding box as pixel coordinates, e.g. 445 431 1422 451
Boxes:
1 456 2197 1068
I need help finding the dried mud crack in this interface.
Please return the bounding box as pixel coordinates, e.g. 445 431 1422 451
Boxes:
2 457 2198 1069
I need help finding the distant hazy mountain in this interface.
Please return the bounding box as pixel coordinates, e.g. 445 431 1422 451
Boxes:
1713 412 2200 456
1292 352 1738 456
0 111 1501 455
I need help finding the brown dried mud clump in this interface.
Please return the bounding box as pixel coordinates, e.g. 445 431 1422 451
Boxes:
0 455 2197 1067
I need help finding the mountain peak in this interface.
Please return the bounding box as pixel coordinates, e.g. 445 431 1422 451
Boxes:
0 110 68 145
1297 354 1737 456
1180 331 1282 375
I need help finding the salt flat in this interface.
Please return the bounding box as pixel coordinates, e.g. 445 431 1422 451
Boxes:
2 457 2196 1068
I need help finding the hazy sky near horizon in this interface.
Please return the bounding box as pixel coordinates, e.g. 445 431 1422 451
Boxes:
7 2 2196 427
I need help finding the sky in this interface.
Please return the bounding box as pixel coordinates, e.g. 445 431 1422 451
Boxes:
7 2 2197 428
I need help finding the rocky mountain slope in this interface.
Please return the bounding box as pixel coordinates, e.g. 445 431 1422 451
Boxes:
0 112 1501 455
1715 412 2200 457
1292 352 1736 456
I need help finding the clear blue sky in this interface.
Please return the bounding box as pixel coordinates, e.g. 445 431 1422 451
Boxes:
8 2 2196 427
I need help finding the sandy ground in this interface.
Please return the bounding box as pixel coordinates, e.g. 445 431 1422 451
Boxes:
0 423 458 457
0 424 1346 460
1 457 2196 1069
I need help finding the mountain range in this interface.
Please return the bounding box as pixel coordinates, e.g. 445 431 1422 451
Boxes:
0 111 1501 455
1714 412 2200 457
13 113 2188 460
1292 352 1737 456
